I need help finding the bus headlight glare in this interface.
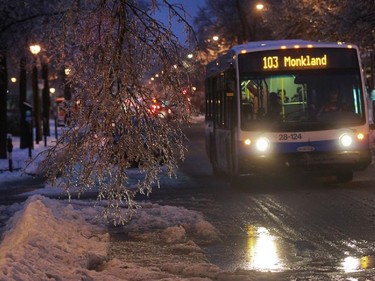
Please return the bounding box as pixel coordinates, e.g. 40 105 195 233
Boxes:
256 137 270 152
339 133 353 147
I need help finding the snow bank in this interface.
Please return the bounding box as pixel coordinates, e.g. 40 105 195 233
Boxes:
0 196 230 280
0 195 108 280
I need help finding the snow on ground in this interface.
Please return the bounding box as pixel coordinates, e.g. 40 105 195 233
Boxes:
0 195 233 280
0 116 260 281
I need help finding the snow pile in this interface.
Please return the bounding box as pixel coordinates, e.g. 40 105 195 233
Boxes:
0 195 108 280
124 202 220 244
0 195 232 280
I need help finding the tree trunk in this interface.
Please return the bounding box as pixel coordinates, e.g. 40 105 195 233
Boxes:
19 57 28 148
0 51 8 159
42 63 50 136
32 60 42 143
235 0 250 43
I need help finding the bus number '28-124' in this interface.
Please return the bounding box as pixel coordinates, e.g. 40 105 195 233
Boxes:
279 133 302 140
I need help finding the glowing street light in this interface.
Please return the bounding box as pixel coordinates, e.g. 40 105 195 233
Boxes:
256 3 264 10
212 35 219 41
29 44 41 56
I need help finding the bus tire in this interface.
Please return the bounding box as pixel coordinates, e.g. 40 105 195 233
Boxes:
335 171 353 183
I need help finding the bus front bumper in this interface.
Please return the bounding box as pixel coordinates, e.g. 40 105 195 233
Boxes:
239 149 372 174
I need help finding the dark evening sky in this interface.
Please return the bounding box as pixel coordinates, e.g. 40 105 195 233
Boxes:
153 0 202 43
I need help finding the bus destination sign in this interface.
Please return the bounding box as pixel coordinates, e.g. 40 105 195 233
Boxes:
238 48 358 73
263 54 327 70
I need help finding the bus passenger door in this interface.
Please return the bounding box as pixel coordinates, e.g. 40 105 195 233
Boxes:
224 70 238 176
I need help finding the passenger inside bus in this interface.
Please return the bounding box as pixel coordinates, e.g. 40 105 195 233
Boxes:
291 87 304 102
319 87 347 114
267 92 282 120
241 81 259 121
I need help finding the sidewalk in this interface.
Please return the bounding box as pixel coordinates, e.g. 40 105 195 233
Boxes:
0 121 61 175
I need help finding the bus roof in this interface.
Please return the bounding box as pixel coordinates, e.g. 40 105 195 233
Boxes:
230 40 357 54
206 40 358 77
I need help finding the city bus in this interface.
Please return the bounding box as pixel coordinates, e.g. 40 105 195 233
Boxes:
205 40 373 182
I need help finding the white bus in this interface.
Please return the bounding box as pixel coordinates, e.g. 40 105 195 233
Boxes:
205 40 373 182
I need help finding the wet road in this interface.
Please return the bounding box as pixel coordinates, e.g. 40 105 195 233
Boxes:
0 175 45 204
135 121 375 280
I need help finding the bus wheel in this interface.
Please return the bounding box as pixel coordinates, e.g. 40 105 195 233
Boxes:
335 171 353 183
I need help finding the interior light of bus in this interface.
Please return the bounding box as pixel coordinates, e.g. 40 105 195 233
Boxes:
294 45 300 49
244 139 251 146
347 45 353 49
307 44 313 48
281 46 287 49
353 88 360 114
357 133 365 140
339 133 353 147
255 137 270 152
240 50 247 54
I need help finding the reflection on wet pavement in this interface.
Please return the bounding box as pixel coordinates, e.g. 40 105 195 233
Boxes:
206 223 375 279
341 255 375 272
245 225 284 272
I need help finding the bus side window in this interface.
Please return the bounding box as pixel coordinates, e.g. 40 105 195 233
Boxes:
224 70 236 127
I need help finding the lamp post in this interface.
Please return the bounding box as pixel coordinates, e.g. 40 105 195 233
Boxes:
29 44 42 144
0 52 7 159
19 57 27 148
42 63 50 146
250 2 265 41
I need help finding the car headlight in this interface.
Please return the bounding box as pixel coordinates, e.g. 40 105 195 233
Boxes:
255 137 270 152
339 133 353 147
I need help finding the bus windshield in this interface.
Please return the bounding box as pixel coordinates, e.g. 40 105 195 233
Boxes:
240 67 365 131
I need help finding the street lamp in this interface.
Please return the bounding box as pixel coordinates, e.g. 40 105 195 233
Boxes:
63 67 72 100
256 3 264 11
30 45 41 56
29 44 42 144
251 3 266 41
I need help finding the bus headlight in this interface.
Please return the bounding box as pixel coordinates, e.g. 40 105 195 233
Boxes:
339 133 353 147
255 137 270 152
